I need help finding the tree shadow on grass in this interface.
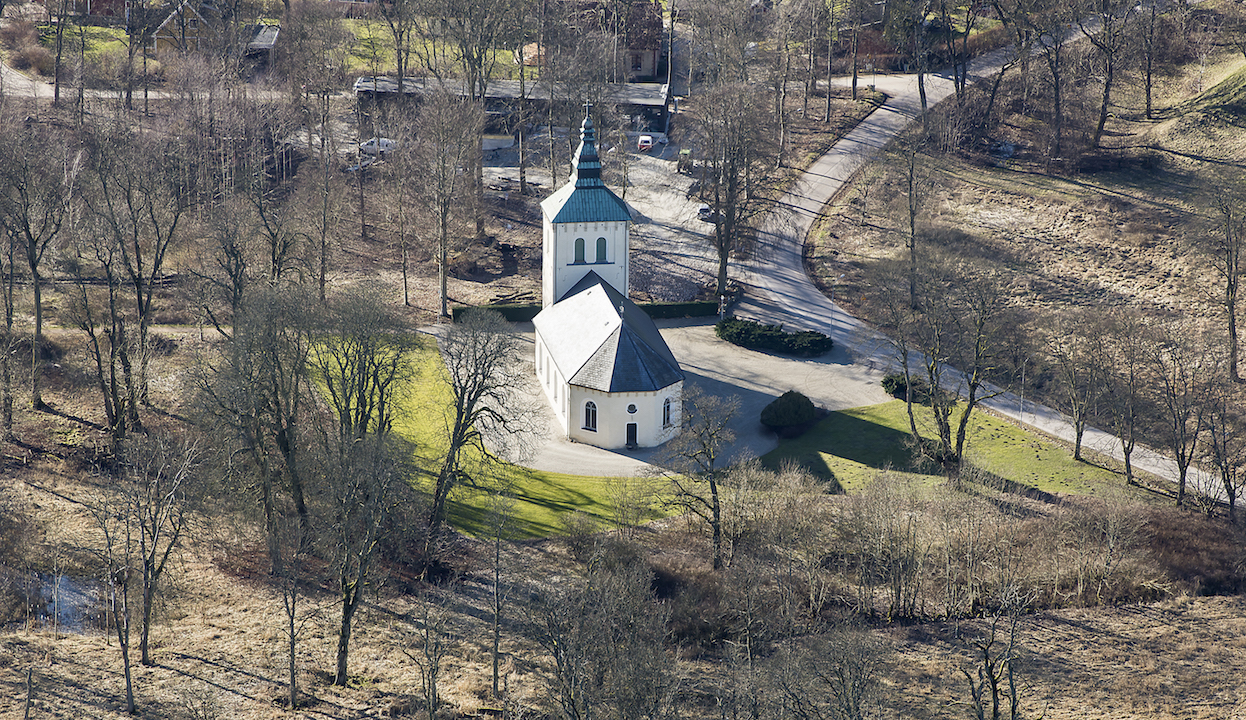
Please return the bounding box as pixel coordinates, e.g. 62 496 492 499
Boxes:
764 410 918 479
445 469 612 539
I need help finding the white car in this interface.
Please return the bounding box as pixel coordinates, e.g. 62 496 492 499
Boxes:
359 137 396 156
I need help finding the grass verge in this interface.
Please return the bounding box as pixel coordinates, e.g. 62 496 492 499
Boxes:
761 399 1140 497
395 336 668 539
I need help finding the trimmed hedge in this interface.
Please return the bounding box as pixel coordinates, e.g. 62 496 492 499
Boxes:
451 300 718 323
715 316 833 356
761 390 817 430
643 300 718 319
451 303 541 322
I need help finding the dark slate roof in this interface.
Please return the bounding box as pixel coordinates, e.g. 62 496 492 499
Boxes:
247 23 279 52
533 272 682 393
540 112 632 224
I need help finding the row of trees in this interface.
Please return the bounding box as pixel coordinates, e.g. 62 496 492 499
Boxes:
869 205 1246 518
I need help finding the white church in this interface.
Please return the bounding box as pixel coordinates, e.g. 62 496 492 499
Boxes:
532 108 683 450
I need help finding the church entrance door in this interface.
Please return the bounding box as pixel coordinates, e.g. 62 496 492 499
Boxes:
626 423 638 448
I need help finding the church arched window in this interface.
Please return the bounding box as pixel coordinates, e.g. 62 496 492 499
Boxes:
663 397 672 427
596 237 607 263
584 401 598 431
574 238 585 264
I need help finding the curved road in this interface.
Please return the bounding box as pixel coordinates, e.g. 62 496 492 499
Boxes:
735 54 1203 495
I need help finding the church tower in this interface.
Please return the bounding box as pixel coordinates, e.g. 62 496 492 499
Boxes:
539 108 632 307
532 105 683 450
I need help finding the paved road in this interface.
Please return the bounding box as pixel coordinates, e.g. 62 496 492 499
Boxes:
0 62 46 99
733 55 1208 496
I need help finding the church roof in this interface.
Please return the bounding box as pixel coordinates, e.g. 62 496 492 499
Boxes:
534 272 682 393
539 112 632 224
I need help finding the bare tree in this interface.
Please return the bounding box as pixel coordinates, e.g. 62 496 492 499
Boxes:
934 0 985 107
0 122 76 411
376 0 419 92
402 590 454 720
529 555 674 720
0 221 21 437
80 125 190 405
898 260 1012 470
86 430 200 719
274 516 314 711
428 309 536 541
308 287 419 686
1149 321 1216 507
895 138 931 309
958 587 1033 720
840 471 924 619
686 83 776 297
655 386 740 570
1046 310 1108 461
317 430 415 687
282 2 352 300
1208 184 1245 383
885 0 932 123
67 217 141 441
485 490 516 699
1027 0 1074 163
684 0 768 84
194 285 317 573
1079 0 1134 149
416 0 517 236
1200 380 1246 522
403 90 484 318
1103 307 1149 485
125 436 200 667
87 487 138 715
775 622 889 720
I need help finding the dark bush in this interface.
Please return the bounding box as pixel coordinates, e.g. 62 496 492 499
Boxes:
12 45 53 75
0 21 38 50
451 303 541 322
760 390 817 430
643 300 717 319
452 300 716 323
715 316 833 356
881 372 934 403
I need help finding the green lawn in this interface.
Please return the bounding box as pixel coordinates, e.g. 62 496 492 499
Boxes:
38 23 128 61
761 400 1136 496
394 337 665 539
398 336 1143 537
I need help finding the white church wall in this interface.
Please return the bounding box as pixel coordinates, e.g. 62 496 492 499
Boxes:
542 219 630 306
567 380 682 449
534 335 570 434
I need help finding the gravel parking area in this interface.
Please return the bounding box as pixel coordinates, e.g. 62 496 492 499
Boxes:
510 318 890 477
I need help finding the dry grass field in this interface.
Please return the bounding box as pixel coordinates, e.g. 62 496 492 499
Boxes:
4 20 1246 720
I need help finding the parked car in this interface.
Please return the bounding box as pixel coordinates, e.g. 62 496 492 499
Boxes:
343 156 379 173
637 135 654 152
697 205 719 223
359 137 396 156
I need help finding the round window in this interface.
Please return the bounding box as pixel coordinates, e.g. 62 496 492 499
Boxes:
627 404 638 414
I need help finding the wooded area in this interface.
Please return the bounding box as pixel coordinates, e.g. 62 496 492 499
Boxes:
2 0 1246 716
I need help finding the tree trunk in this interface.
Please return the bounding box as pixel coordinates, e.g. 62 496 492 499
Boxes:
30 265 44 410
1092 59 1113 148
709 477 723 570
984 62 1008 129
139 581 155 666
851 30 859 100
334 584 360 686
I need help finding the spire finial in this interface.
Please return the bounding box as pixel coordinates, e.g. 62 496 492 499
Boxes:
572 100 601 185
